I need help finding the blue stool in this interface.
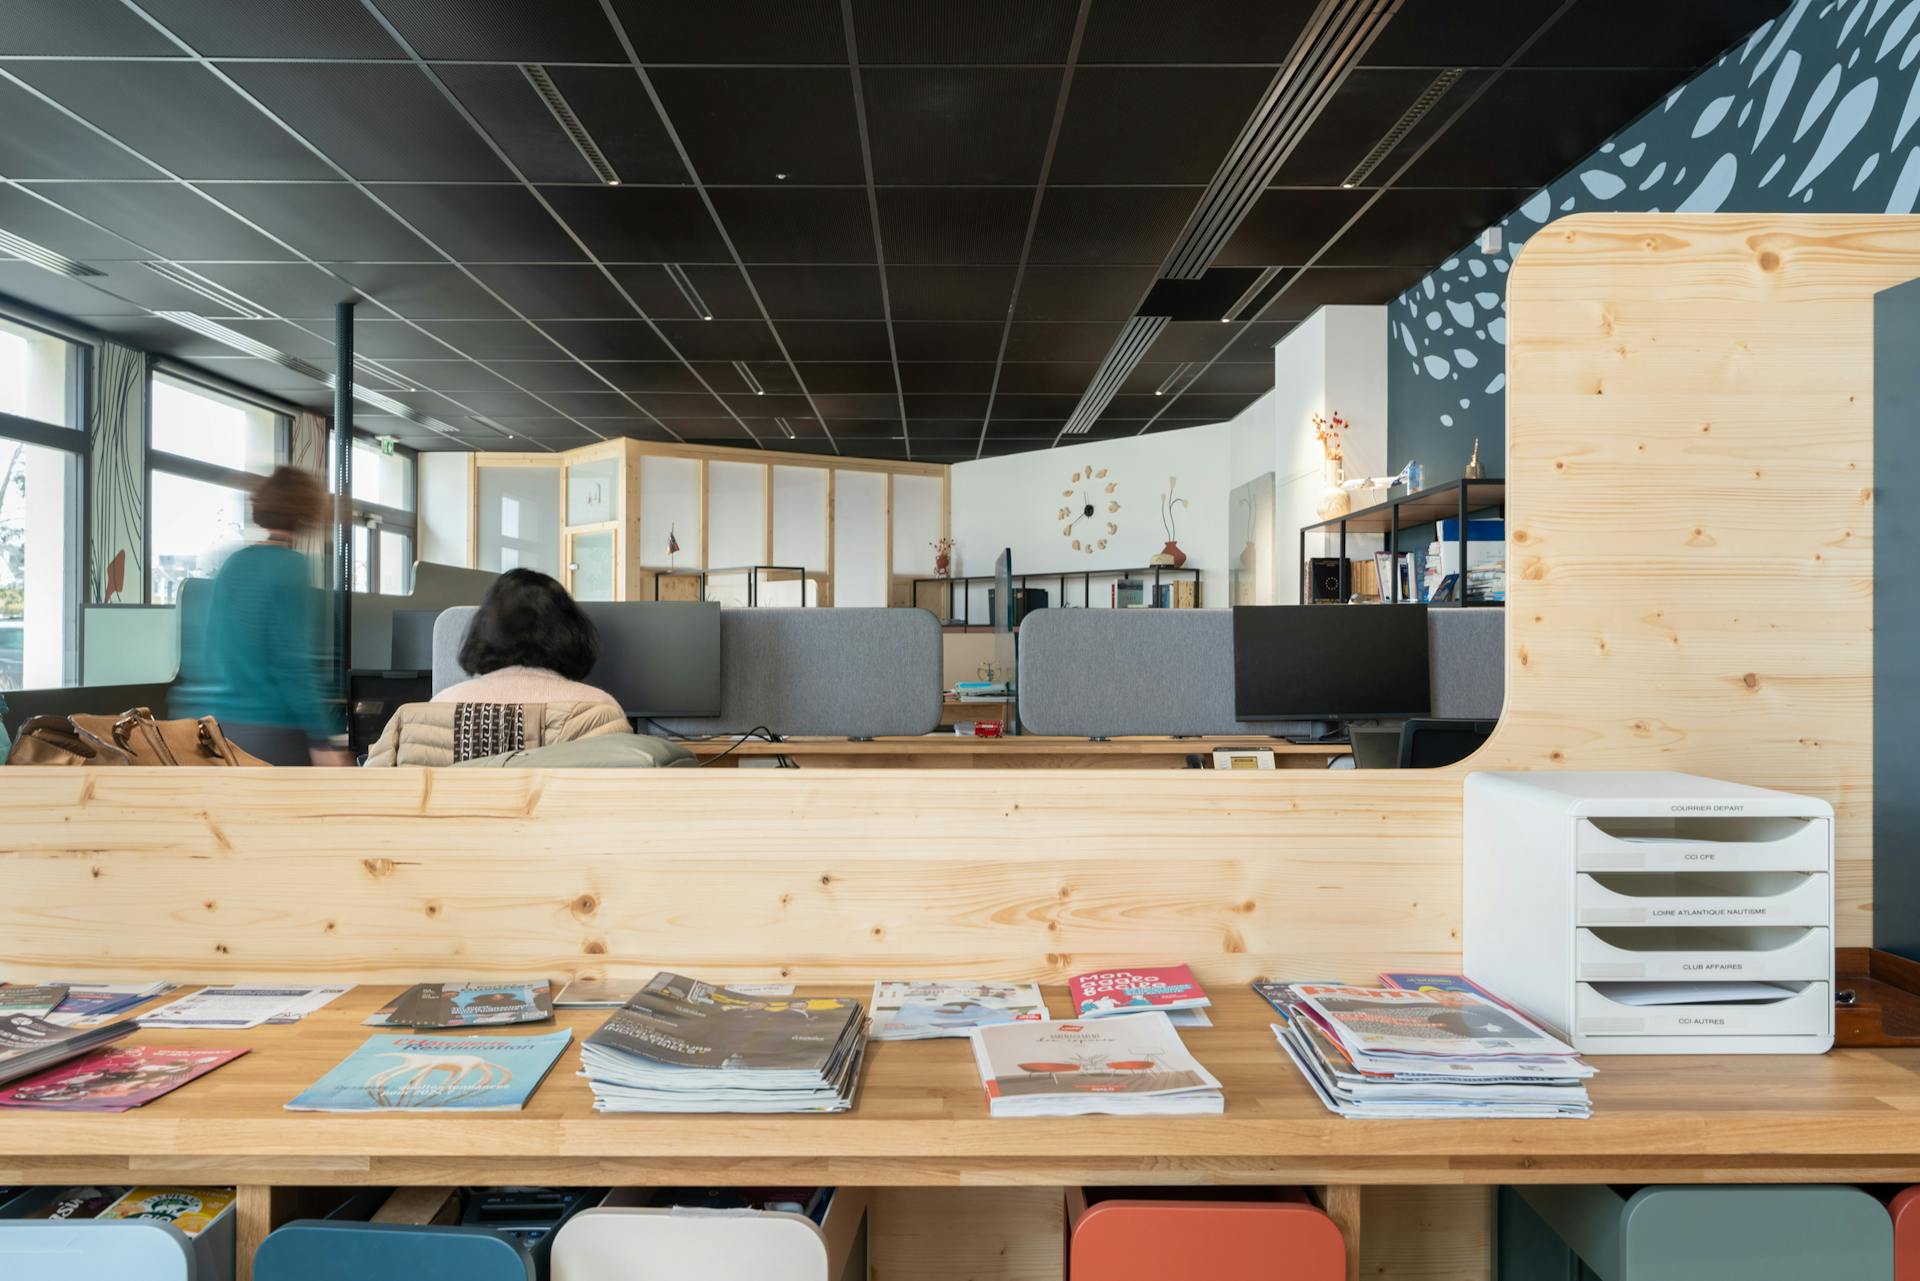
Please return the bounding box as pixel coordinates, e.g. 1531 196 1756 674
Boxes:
1500 1185 1892 1281
253 1221 535 1281
0 1188 236 1281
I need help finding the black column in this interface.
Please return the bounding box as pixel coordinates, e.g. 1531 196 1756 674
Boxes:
332 301 354 692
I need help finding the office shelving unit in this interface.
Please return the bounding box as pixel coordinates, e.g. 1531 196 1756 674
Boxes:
1297 477 1505 605
911 564 1202 629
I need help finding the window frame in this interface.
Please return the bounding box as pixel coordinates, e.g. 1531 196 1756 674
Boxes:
345 435 419 595
0 310 87 690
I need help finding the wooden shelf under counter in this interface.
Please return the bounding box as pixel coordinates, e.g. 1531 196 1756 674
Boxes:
683 735 1349 769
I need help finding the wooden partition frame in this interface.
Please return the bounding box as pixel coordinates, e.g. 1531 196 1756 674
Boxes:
0 215 1886 1278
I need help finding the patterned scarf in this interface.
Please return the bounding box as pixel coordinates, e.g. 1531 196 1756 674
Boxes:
451 703 527 763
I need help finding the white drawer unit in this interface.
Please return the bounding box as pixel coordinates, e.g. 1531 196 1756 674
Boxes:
1465 772 1834 1055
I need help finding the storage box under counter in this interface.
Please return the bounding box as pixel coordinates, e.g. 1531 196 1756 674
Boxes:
1464 771 1834 1054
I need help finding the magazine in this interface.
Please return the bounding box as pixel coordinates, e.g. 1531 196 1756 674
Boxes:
141 985 348 1029
1066 964 1210 1019
364 981 554 1029
556 976 795 1007
96 1187 235 1237
868 980 1048 1040
285 1030 572 1112
44 981 174 1026
0 984 67 1018
1377 972 1515 1010
579 972 866 1113
18 1186 129 1221
0 1012 136 1087
1290 984 1578 1062
969 1011 1222 1117
0 1045 248 1111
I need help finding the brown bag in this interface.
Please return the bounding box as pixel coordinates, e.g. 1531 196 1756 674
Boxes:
7 707 267 767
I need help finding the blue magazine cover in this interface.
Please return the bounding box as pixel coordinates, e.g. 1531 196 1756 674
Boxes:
285 1030 572 1112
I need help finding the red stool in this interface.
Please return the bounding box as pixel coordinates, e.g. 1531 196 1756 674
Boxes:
1892 1187 1920 1279
1070 1189 1347 1281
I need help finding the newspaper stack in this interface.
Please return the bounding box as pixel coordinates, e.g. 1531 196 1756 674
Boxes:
1267 983 1593 1119
580 972 867 1113
970 1010 1222 1117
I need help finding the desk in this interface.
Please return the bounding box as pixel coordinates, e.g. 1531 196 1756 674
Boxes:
10 984 1920 1280
684 735 1349 769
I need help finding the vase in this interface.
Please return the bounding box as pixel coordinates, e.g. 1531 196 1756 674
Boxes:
1316 458 1350 519
1148 540 1187 568
934 552 951 579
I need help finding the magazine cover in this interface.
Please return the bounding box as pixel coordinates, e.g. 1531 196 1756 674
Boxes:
365 981 554 1028
0 985 66 1017
1067 964 1210 1018
1290 985 1575 1059
586 972 860 1072
0 1046 247 1111
1378 972 1515 1009
96 1187 235 1238
44 982 173 1026
970 1011 1220 1103
285 1030 571 1111
869 980 1048 1039
20 1186 128 1221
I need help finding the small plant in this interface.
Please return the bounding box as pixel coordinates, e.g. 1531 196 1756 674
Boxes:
1160 476 1189 541
1312 410 1350 461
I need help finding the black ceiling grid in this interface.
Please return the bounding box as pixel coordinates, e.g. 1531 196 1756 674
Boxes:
0 0 1787 462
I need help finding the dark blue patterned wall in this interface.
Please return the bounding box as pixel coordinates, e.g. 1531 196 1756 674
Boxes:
1389 0 1920 473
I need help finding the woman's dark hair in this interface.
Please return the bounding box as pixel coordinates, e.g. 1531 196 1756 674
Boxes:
457 568 600 681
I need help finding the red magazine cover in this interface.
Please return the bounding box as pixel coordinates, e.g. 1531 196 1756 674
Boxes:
0 1045 247 1112
1067 965 1209 1018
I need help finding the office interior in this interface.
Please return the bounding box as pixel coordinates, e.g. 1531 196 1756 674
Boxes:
0 0 1912 1276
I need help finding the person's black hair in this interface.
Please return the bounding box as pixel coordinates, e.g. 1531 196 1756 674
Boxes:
457 568 600 681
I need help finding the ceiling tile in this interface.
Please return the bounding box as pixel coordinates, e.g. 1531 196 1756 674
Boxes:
538 319 674 360
1270 68 1476 187
434 65 597 185
989 392 1078 419
0 185 148 260
476 360 628 394
863 68 1059 185
373 0 621 60
651 68 864 185
540 67 689 185
708 361 801 395
607 264 759 319
0 265 149 318
898 362 996 393
5 61 333 180
878 187 1031 265
630 393 730 419
422 319 569 359
0 78 166 179
1012 263 1156 321
467 264 636 318
995 361 1098 394
604 0 846 64
371 360 514 393
141 0 400 56
329 263 517 320
904 393 989 419
887 264 1017 321
1517 0 1782 68
187 262 357 313
850 0 1080 64
205 183 433 261
1079 0 1315 63
1360 0 1550 67
1029 187 1198 265
1002 321 1122 361
892 320 1003 361
777 321 894 362
1051 68 1272 185
1182 362 1274 395
368 185 586 262
34 183 301 260
652 317 784 362
0 0 183 55
708 187 875 263
747 264 883 319
222 63 513 182
1214 187 1370 266
1317 187 1530 267
590 363 712 394
1262 265 1430 318
811 392 899 418
789 362 897 394
536 187 727 262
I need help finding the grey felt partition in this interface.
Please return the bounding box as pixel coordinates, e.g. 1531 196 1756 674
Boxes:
1016 607 1503 738
434 605 943 739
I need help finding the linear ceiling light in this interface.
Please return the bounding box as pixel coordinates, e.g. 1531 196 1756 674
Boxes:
733 360 765 396
353 354 419 393
523 65 621 186
1153 362 1194 396
664 263 712 320
1161 0 1401 279
143 262 267 320
0 229 105 278
1060 316 1170 437
1341 67 1463 189
775 417 796 439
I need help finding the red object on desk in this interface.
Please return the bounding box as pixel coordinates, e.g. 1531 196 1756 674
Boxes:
974 721 1002 738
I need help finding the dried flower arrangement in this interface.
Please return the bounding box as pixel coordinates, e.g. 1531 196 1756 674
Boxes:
1312 410 1350 461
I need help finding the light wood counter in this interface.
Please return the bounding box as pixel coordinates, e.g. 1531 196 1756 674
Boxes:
10 983 1918 1190
683 735 1349 769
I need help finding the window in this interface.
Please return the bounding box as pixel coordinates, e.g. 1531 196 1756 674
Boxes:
0 315 83 691
148 372 288 606
352 438 414 511
344 437 418 595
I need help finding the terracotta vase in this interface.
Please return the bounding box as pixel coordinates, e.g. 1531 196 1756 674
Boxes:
1152 540 1187 568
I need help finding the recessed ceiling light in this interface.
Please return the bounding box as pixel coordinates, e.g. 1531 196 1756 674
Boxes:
775 172 788 181
664 263 713 321
607 178 621 187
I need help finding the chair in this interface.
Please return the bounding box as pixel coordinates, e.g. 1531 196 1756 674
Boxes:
1069 1190 1346 1281
550 1189 865 1281
1889 1186 1920 1279
1395 716 1497 768
1501 1185 1893 1280
252 1222 534 1281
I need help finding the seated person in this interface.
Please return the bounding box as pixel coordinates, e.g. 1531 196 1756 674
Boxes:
366 569 629 766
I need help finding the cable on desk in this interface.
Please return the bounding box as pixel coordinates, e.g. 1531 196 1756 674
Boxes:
695 726 781 767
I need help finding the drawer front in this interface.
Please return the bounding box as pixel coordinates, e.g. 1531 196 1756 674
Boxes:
1575 817 1829 872
1575 982 1830 1038
1575 927 1831 982
1574 873 1829 927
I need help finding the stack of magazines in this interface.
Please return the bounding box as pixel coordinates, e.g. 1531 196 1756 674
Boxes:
580 973 867 1113
0 1014 134 1088
970 1011 1222 1116
1264 983 1594 1119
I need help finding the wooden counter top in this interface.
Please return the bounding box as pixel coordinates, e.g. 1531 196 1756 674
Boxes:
7 983 1918 1188
683 736 1349 769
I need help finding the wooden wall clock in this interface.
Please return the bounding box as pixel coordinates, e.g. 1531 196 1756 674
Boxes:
1059 464 1120 555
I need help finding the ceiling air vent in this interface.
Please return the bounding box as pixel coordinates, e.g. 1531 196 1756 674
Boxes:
143 262 267 319
1058 316 1168 438
524 65 621 186
0 229 104 279
1341 67 1463 189
1161 0 1402 279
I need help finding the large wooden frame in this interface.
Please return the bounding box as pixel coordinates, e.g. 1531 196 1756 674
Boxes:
0 216 1888 1278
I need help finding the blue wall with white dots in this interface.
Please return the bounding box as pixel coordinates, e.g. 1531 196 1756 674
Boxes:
1389 0 1920 475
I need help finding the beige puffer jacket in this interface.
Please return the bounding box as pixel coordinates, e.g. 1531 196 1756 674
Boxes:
364 701 630 767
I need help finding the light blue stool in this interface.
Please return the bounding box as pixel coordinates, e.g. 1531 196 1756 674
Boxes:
1499 1185 1893 1281
253 1220 535 1281
0 1188 236 1281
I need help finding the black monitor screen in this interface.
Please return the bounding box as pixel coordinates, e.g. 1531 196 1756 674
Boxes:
577 601 722 718
1232 605 1431 721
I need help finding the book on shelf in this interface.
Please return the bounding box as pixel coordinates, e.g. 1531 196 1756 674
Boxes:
1112 578 1146 608
1263 982 1593 1119
0 1012 136 1087
0 1045 248 1111
579 972 867 1114
1067 964 1211 1021
285 1030 572 1112
364 981 554 1029
868 980 1049 1041
94 1187 236 1237
969 1010 1222 1117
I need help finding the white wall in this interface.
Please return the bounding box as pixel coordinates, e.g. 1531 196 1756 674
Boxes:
948 422 1231 611
417 452 472 569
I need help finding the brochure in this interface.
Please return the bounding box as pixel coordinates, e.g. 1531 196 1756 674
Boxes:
868 980 1048 1040
364 981 554 1029
0 984 67 1018
141 985 348 1029
970 1011 1222 1117
44 982 174 1026
1066 964 1210 1019
0 1012 136 1087
20 1186 129 1221
1378 972 1516 1010
96 1187 236 1237
556 976 795 1007
1289 984 1577 1063
286 1030 572 1112
0 1046 248 1111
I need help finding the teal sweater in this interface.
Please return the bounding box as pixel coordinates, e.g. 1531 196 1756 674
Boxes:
192 543 338 739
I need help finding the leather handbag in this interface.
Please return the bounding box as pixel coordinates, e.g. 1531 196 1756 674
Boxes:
6 707 267 767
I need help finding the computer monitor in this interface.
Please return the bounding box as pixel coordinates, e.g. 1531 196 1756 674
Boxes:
576 601 722 719
1232 604 1431 721
389 609 440 671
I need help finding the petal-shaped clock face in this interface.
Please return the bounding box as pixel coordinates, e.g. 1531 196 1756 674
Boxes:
1062 466 1115 546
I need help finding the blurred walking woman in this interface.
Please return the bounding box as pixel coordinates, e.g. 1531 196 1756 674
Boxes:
191 466 349 766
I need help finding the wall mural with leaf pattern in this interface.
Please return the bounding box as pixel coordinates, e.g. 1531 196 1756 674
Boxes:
1389 0 1920 473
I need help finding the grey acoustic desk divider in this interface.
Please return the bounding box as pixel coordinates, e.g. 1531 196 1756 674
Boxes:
434 606 943 740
